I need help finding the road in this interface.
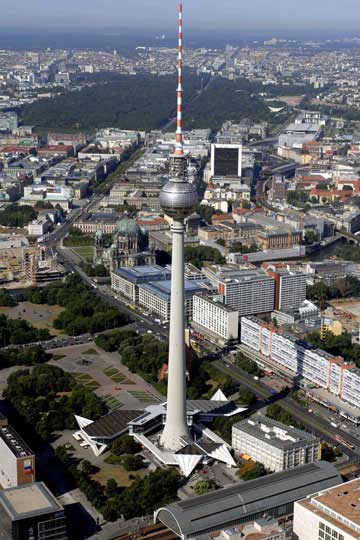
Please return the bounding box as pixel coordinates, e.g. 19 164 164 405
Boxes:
213 360 360 460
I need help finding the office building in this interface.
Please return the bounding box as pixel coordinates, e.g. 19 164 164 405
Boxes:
266 269 307 310
232 414 320 472
0 112 18 133
0 482 68 540
241 316 360 410
155 462 342 540
0 425 35 488
138 279 204 322
192 293 239 345
217 271 275 316
293 479 360 540
111 265 171 303
210 143 242 178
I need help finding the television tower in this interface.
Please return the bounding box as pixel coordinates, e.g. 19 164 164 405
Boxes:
159 3 198 451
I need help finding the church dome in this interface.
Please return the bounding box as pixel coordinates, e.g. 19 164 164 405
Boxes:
115 215 141 237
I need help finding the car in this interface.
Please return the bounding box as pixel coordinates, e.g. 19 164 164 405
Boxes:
147 330 153 334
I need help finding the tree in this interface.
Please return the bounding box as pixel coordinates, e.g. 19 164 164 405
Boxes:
111 435 141 456
193 479 218 495
237 388 256 406
266 403 301 427
216 238 226 247
122 454 145 471
238 461 267 481
81 460 98 476
304 230 318 245
236 353 263 377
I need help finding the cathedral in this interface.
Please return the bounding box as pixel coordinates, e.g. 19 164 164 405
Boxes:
94 215 156 271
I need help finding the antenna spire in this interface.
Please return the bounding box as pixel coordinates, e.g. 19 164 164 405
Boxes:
175 3 184 157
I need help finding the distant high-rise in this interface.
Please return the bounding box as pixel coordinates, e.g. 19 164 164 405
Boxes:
159 3 198 451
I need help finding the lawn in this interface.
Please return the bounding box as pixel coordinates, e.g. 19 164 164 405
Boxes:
83 348 99 356
92 464 147 488
72 246 94 262
103 366 134 385
72 372 100 389
128 390 160 402
102 394 123 411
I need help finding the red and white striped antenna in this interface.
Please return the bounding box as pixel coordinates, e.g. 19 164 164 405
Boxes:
175 3 184 157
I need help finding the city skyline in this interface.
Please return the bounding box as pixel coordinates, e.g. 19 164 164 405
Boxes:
1 0 360 35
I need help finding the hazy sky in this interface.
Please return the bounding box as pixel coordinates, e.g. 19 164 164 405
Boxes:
1 0 360 34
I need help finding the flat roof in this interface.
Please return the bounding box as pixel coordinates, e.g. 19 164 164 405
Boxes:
0 482 63 521
155 462 342 538
112 265 170 284
84 409 140 439
297 479 360 538
0 425 34 459
233 414 319 450
138 280 206 301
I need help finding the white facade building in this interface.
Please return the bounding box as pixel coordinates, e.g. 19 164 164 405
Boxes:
294 479 360 540
241 316 360 410
192 293 239 345
232 414 320 473
0 425 35 488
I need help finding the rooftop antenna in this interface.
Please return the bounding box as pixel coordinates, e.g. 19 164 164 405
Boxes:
175 3 184 157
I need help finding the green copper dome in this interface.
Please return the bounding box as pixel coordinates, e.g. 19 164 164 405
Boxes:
115 215 141 237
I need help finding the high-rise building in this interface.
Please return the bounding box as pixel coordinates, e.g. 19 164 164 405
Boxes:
192 293 239 345
293 479 360 540
210 143 243 177
158 3 198 451
217 271 275 316
266 269 307 310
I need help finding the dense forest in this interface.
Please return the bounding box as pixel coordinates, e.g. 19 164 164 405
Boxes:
22 72 204 132
21 73 304 132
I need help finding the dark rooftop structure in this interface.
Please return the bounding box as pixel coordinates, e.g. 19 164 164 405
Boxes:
83 409 140 439
154 461 342 539
0 425 34 459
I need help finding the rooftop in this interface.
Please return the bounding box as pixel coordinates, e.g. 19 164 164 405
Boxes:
155 462 342 539
233 414 319 450
297 479 360 538
138 279 206 301
0 482 64 521
84 409 140 439
112 265 170 284
0 425 34 459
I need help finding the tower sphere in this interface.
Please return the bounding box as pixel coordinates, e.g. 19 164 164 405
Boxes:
160 180 198 219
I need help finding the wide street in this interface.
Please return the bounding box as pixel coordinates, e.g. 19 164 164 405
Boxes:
213 360 360 460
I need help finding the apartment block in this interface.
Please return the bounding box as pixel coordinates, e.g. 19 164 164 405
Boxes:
241 316 360 410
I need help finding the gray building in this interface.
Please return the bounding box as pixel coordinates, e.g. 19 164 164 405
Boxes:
217 271 275 316
0 112 18 133
0 482 68 540
232 414 321 472
111 265 171 303
155 461 342 539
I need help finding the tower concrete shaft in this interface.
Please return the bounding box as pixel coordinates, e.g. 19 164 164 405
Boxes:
159 219 190 450
159 4 198 451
